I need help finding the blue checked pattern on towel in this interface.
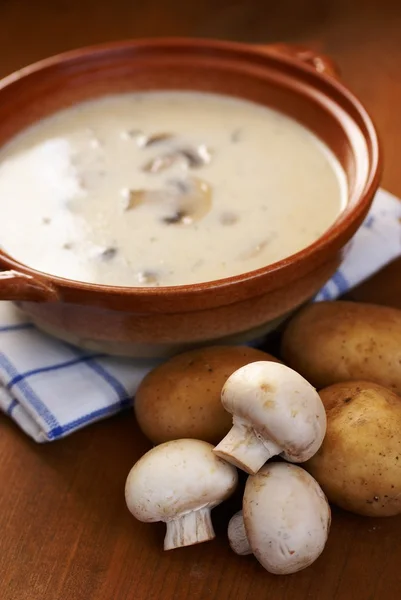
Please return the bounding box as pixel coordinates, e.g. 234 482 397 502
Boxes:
0 315 155 442
0 188 400 442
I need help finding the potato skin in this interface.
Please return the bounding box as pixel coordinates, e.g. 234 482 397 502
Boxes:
304 381 401 516
134 346 280 445
281 301 401 394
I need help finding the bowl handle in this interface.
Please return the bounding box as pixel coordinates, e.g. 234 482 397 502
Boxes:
0 270 59 302
255 43 340 79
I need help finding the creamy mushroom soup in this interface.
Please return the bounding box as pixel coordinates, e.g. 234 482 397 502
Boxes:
0 91 347 286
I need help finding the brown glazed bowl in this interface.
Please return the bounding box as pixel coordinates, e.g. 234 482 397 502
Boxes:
0 39 380 357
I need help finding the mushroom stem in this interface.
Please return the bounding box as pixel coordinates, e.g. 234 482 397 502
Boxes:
228 511 252 556
213 417 281 475
164 507 215 550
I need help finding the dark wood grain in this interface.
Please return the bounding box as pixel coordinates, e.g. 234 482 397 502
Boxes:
0 1 401 599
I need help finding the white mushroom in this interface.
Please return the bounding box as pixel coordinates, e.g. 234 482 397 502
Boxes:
227 510 250 556
213 361 326 474
228 462 331 574
125 438 238 550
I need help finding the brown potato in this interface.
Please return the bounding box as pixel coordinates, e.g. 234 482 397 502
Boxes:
134 346 280 444
305 381 401 516
281 301 401 394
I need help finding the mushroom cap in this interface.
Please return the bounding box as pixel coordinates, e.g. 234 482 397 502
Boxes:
125 439 238 523
243 462 331 574
227 510 252 555
221 361 326 462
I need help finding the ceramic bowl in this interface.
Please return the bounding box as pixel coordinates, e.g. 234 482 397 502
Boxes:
0 39 381 357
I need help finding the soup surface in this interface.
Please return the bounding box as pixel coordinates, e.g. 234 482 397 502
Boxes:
0 91 347 287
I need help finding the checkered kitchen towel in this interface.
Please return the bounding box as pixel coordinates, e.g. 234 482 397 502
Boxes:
0 188 400 443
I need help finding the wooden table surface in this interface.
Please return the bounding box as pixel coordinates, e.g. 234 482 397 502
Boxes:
1 1 401 599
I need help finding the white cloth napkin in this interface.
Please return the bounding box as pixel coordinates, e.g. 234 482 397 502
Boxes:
0 188 400 443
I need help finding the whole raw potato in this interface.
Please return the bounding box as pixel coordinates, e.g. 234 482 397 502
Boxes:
305 381 401 516
281 301 401 394
134 346 280 444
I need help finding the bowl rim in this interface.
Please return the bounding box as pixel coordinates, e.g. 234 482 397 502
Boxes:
0 36 382 301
